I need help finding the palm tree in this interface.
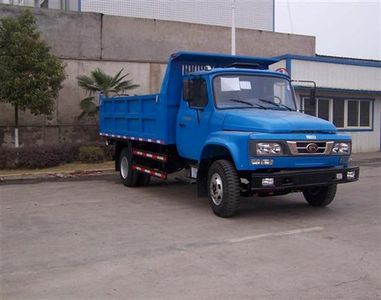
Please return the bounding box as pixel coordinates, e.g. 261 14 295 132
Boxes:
77 68 139 118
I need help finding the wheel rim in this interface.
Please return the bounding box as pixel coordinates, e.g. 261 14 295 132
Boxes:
210 173 223 206
120 156 129 179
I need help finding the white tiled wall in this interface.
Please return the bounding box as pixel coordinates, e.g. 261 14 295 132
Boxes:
81 0 274 31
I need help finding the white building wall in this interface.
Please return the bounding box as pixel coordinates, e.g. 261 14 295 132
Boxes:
81 0 274 31
291 60 381 91
269 60 286 72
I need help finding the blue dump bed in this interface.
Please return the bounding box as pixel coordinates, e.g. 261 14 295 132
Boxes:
99 51 278 145
99 94 167 144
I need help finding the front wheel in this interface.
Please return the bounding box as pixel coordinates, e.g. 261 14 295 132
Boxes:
303 184 337 207
207 160 240 218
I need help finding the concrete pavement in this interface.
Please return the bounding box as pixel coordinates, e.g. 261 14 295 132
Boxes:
0 160 380 299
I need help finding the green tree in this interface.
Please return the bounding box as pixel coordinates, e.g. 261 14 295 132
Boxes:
77 68 139 118
0 10 66 147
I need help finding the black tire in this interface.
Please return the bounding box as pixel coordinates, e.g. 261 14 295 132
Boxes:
119 147 139 187
303 184 337 207
207 160 240 218
137 173 151 186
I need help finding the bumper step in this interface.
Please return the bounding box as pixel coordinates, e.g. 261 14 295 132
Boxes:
132 164 167 179
132 148 168 162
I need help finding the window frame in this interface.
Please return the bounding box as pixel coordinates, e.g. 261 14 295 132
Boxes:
300 96 374 131
345 99 372 130
301 97 333 122
188 78 209 109
212 73 297 111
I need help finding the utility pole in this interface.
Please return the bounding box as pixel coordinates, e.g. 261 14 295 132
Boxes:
231 0 236 55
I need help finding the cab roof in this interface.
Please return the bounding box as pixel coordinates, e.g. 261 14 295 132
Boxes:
188 67 289 80
170 51 279 69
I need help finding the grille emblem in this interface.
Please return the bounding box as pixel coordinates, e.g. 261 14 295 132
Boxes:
306 143 319 153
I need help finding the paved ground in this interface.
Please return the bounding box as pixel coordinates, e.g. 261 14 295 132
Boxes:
1 160 380 299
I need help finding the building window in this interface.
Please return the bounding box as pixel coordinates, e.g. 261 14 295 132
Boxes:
301 97 372 130
347 100 359 126
333 99 345 128
346 99 371 128
301 97 332 122
317 98 330 121
303 97 316 116
360 101 370 127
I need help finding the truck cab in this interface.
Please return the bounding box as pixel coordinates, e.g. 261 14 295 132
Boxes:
178 67 309 161
100 52 359 217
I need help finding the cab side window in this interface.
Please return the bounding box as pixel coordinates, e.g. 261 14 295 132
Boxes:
190 79 208 108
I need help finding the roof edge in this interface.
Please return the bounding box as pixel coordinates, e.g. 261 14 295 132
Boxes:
294 86 381 95
273 54 381 68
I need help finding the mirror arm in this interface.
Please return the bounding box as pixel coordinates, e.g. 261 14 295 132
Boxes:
291 80 317 101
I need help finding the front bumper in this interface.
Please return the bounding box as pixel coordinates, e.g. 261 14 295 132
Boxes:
249 166 359 191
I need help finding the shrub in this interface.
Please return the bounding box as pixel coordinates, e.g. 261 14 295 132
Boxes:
17 145 63 169
99 144 114 161
0 143 112 169
0 147 18 169
78 146 104 163
0 144 78 169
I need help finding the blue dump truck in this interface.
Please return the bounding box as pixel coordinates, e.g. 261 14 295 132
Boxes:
99 52 359 217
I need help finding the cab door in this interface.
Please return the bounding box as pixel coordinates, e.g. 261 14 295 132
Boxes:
176 78 212 160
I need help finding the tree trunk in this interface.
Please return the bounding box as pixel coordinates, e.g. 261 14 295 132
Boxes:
14 104 19 148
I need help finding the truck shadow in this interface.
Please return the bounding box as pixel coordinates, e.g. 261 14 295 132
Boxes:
237 197 327 219
119 178 337 220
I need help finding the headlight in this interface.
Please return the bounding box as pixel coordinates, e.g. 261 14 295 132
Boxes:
332 142 351 154
256 142 283 155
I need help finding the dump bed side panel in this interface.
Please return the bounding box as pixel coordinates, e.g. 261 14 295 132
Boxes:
99 94 168 144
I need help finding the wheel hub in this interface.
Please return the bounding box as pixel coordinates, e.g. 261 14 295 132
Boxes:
210 173 223 205
120 156 129 179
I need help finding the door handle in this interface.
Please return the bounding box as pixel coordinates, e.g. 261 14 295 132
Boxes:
179 123 186 128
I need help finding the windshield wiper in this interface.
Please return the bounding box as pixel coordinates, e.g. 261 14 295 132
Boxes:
257 98 294 111
229 99 267 109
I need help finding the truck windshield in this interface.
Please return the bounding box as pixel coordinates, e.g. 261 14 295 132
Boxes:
213 75 296 111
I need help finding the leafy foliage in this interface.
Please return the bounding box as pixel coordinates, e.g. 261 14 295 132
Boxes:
0 10 66 117
0 143 113 169
77 68 139 117
79 146 104 163
0 144 78 169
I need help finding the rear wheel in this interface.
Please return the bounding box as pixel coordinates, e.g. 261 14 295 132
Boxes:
119 147 139 187
137 173 151 186
303 184 337 207
207 160 240 218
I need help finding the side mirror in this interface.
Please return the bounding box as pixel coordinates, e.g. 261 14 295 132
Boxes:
183 80 193 102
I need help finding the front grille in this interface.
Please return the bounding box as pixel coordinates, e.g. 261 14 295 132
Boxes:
287 141 334 155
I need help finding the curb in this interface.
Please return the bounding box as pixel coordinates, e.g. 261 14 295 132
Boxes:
1 153 380 185
0 169 116 185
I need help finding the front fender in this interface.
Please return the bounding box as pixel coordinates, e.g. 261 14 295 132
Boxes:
201 131 251 170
